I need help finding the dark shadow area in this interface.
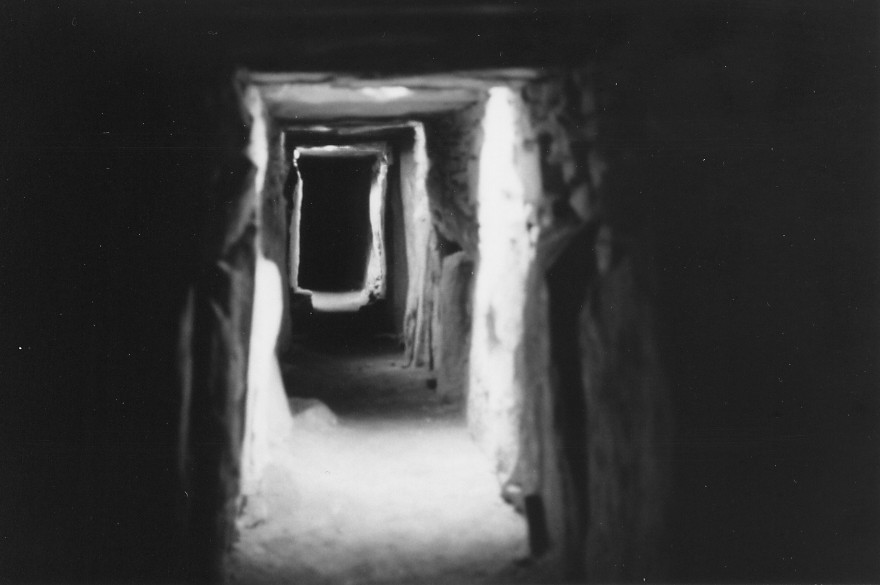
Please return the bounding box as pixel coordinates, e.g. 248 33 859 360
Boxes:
297 155 375 292
544 222 598 576
384 143 410 334
283 329 440 420
291 305 401 355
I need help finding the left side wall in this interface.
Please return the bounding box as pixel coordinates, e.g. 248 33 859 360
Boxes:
1 7 253 582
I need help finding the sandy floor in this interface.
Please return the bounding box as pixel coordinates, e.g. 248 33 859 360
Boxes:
230 342 529 585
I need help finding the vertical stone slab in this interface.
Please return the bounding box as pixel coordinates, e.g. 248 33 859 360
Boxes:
411 228 441 368
260 125 294 358
239 86 296 523
424 103 483 258
177 70 259 584
386 156 410 335
186 173 257 583
399 124 432 365
436 251 475 400
468 86 542 481
580 243 671 582
239 254 295 522
515 70 671 582
511 220 597 579
365 149 391 301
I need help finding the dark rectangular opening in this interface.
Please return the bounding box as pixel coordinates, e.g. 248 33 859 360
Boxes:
296 155 375 292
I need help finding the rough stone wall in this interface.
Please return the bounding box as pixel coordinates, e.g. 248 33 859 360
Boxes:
399 124 433 366
410 105 483 371
468 87 543 481
0 9 258 581
579 244 670 581
424 103 484 258
436 251 475 399
410 229 442 369
386 152 410 334
403 106 484 371
509 220 582 572
405 103 498 378
523 72 599 222
511 70 671 581
177 70 259 584
260 123 294 358
238 88 297 527
239 255 295 519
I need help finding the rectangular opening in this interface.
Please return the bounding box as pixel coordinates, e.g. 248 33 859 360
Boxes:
290 144 390 311
297 155 374 292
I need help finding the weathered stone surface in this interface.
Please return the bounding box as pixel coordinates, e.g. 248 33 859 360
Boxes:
175 68 262 584
260 123 295 358
424 103 484 258
436 251 475 400
386 154 410 335
412 229 442 369
511 70 671 583
468 86 542 482
522 71 601 223
241 256 294 500
400 124 433 367
580 243 671 582
508 219 595 579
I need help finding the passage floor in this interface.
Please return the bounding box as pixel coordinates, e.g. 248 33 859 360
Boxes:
230 338 529 585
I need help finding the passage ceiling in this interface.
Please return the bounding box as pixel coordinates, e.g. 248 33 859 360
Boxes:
251 70 540 121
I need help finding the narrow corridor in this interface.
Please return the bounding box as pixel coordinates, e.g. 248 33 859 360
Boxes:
230 331 528 584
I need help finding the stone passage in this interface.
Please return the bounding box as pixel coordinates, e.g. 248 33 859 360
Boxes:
230 339 528 585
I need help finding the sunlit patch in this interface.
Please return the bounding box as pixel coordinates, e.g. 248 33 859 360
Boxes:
358 86 413 100
468 86 541 482
310 290 367 312
241 256 294 503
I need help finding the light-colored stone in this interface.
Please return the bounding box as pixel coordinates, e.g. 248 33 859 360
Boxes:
401 123 433 367
241 256 294 500
289 397 338 430
468 86 542 483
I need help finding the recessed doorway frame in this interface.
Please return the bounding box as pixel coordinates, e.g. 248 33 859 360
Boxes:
290 143 392 310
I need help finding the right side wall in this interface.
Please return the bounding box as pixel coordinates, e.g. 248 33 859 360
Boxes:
513 5 880 582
